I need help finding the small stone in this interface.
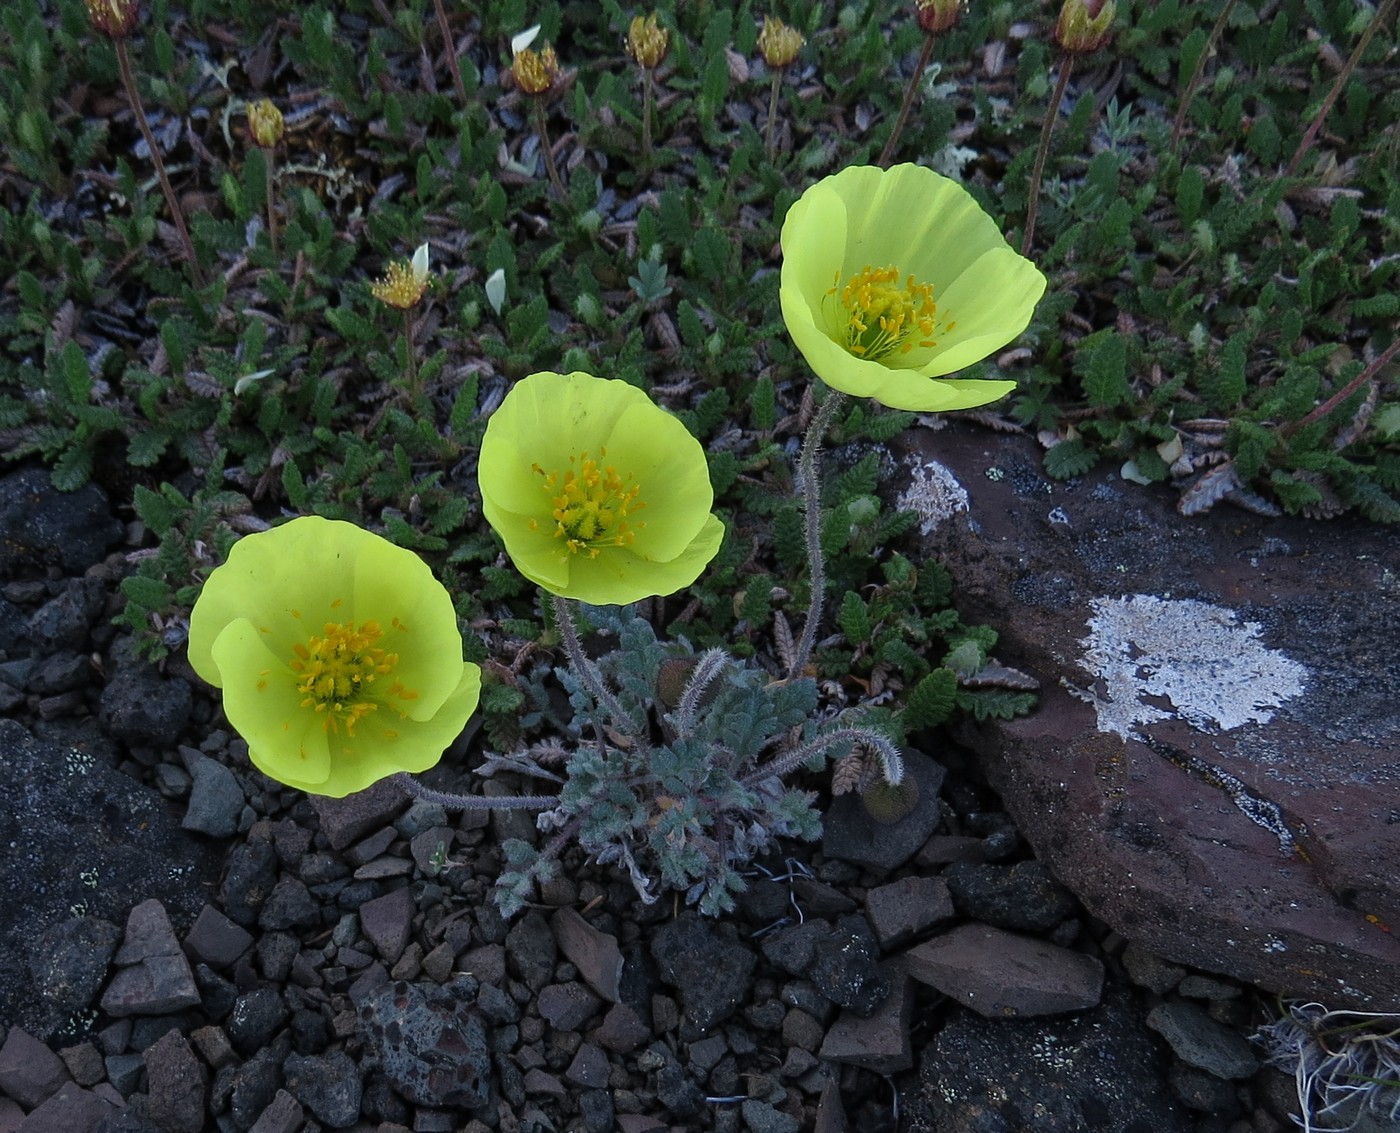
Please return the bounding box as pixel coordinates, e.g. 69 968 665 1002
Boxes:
359 886 415 964
284 1050 362 1128
310 780 407 851
944 860 1080 933
246 1088 303 1133
30 916 121 1015
1168 1063 1241 1114
552 907 623 1003
1121 943 1186 995
0 1025 73 1109
781 1008 825 1052
354 980 491 1108
258 877 319 931
1146 1001 1260 1080
144 1028 207 1133
421 941 455 984
865 876 955 950
459 944 506 986
591 1002 652 1054
564 1042 609 1088
101 900 201 1017
1177 974 1243 1001
819 967 914 1073
902 923 1104 1018
652 914 755 1034
227 987 290 1055
809 916 888 1017
537 982 603 1031
10 1081 116 1131
915 835 985 867
345 826 396 867
578 1088 615 1133
822 750 947 870
522 1068 567 1098
99 663 192 748
741 1098 801 1133
189 1025 236 1070
220 840 279 927
505 910 558 991
184 905 254 969
181 750 245 839
103 1052 145 1095
58 1042 104 1088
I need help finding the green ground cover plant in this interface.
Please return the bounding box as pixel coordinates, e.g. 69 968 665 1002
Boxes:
1 0 1398 916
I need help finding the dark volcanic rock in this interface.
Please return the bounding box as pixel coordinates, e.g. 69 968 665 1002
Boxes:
0 467 124 575
902 985 1191 1133
354 979 491 1108
821 749 946 870
904 423 1400 1007
651 913 756 1035
0 720 218 1039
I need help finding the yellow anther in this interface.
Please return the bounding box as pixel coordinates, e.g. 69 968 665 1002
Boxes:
824 264 948 362
533 451 646 557
287 617 415 736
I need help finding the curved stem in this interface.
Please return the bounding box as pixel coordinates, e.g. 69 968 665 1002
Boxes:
1282 334 1400 438
787 390 846 681
392 772 555 810
877 32 936 168
1022 53 1073 258
744 725 905 787
431 0 468 108
641 68 655 161
1169 0 1238 155
262 146 279 258
1284 0 1398 179
115 38 201 284
552 595 644 736
533 100 568 199
765 73 782 159
402 307 419 397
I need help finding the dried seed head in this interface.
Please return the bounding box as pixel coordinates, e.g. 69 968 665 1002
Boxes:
247 99 284 149
861 775 921 825
1053 0 1116 54
916 0 963 35
512 43 560 96
627 13 670 70
757 15 804 70
85 0 138 39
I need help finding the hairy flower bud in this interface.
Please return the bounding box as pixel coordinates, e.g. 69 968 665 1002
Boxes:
1053 0 1116 54
247 99 284 149
85 0 138 39
512 43 560 96
915 0 962 36
757 15 804 69
627 13 670 69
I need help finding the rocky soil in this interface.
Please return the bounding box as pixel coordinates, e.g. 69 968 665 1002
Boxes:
0 447 1395 1133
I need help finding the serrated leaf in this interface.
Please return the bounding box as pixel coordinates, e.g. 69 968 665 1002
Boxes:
1081 331 1131 408
903 667 958 731
836 590 872 645
1044 438 1099 479
133 484 178 536
1202 333 1248 411
122 574 173 610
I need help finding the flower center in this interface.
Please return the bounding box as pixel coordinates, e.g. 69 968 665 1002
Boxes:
290 618 417 735
533 449 646 558
824 265 953 362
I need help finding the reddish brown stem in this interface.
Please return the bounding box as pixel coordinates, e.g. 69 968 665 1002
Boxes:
1170 0 1238 155
1022 54 1073 257
114 38 201 283
877 32 936 168
431 0 468 108
1284 0 1398 179
1283 335 1400 438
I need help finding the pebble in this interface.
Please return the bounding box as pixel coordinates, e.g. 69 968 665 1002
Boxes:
185 905 254 969
0 468 123 574
98 660 192 748
808 915 888 1016
226 987 290 1055
355 980 491 1108
143 1028 207 1133
943 860 1079 933
1146 1001 1260 1080
1121 942 1185 994
741 1098 801 1133
0 1026 73 1109
309 779 407 851
358 886 416 964
11 1081 116 1131
246 1088 303 1133
652 914 756 1035
505 910 558 991
821 750 947 870
819 967 914 1073
29 914 121 1015
101 899 201 1017
903 923 1104 1018
537 982 604 1030
284 1050 362 1128
865 876 955 949
564 1042 609 1088
181 749 245 838
552 906 624 1003
591 1002 652 1054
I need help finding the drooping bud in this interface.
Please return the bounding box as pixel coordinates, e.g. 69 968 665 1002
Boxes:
85 0 139 39
247 99 284 149
1053 0 1115 54
627 13 670 70
512 43 561 96
757 15 804 69
915 0 962 35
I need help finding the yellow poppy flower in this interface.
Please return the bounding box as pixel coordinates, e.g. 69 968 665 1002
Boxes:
188 517 481 798
478 371 725 606
779 163 1047 412
370 243 431 310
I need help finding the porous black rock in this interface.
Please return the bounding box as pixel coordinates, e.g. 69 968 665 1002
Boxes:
283 1050 363 1128
0 467 124 575
944 860 1080 933
651 913 756 1035
354 979 492 1108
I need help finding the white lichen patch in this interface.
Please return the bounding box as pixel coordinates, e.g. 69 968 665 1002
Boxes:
897 456 969 535
1078 594 1308 736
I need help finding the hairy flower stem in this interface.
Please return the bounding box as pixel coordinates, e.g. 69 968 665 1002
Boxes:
431 0 469 108
114 38 201 284
877 32 937 168
533 102 568 200
392 772 555 810
552 595 644 735
402 308 420 397
745 725 905 786
1169 0 1238 155
764 74 782 160
1021 53 1073 258
1284 0 1398 179
1282 335 1400 438
787 390 846 681
641 69 655 162
263 149 279 258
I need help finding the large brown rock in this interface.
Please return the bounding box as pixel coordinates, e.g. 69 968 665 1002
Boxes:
898 422 1400 1007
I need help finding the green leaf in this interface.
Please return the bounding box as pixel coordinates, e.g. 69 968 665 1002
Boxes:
1080 330 1131 408
1176 165 1205 226
837 590 873 645
133 484 178 536
1044 437 1099 479
121 574 173 610
903 667 958 731
1201 332 1248 411
50 444 92 490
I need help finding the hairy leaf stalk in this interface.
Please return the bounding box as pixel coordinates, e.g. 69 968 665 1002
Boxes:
788 390 846 681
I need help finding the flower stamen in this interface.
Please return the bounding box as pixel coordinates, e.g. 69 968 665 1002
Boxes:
533 449 647 559
824 264 948 362
289 618 417 736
